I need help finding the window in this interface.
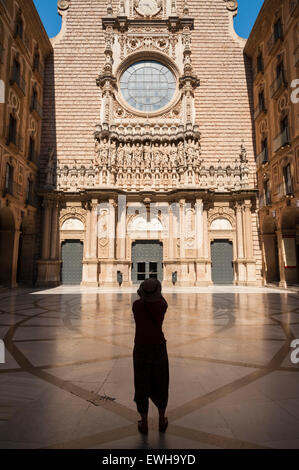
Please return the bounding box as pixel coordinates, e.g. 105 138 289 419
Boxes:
5 163 13 194
28 136 35 161
262 137 268 162
280 115 289 133
257 52 264 73
283 164 293 195
120 60 176 112
26 179 33 203
258 90 265 111
264 180 271 205
276 61 285 81
12 58 20 82
31 88 37 109
15 16 23 40
274 18 283 42
8 115 17 145
33 52 39 71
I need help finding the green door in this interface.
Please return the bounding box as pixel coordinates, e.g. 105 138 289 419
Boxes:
61 240 83 285
132 241 163 284
211 240 234 285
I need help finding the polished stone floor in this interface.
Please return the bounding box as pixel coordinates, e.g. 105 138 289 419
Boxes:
0 286 299 449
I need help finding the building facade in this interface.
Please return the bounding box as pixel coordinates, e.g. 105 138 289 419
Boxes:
245 0 299 288
35 0 263 288
0 0 52 287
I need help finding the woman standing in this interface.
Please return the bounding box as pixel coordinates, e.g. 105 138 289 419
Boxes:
132 278 169 435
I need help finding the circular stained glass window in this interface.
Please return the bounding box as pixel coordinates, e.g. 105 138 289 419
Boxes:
120 60 176 113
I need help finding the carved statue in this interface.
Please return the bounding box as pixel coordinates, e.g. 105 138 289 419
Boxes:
45 148 55 187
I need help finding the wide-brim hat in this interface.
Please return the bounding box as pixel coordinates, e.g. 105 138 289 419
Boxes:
137 278 162 302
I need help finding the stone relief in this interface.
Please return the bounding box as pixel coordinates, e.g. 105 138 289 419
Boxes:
61 218 84 231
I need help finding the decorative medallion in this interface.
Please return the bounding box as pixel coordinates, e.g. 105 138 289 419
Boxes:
223 0 238 12
57 0 70 12
135 0 161 17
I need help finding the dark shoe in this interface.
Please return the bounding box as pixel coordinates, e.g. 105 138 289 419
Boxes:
138 420 148 435
159 417 168 433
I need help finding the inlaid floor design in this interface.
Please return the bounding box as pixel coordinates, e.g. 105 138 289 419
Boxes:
0 286 298 449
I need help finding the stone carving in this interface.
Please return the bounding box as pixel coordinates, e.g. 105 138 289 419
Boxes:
45 148 55 187
57 0 70 12
223 0 238 12
56 130 249 193
61 218 84 231
210 218 233 230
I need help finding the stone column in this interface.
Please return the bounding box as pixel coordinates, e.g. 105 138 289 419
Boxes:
50 202 59 260
90 200 98 259
108 198 116 259
179 199 185 259
243 201 254 259
36 198 60 287
117 195 126 260
276 228 287 288
235 203 244 259
235 202 246 284
85 205 91 259
168 203 174 259
195 198 204 258
42 199 52 260
243 200 256 284
82 199 98 286
11 229 21 288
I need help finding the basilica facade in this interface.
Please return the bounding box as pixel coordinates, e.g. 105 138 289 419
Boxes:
36 0 263 287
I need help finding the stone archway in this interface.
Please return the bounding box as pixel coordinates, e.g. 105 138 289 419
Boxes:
17 216 36 285
0 208 15 286
262 215 280 284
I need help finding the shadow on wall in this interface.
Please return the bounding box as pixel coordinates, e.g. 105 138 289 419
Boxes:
34 50 58 284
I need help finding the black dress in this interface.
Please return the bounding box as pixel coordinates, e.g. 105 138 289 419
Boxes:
132 297 169 414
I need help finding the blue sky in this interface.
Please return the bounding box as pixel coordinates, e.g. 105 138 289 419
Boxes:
33 0 264 40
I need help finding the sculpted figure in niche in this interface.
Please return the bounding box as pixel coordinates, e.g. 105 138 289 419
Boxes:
162 142 169 167
110 141 117 166
170 143 177 167
153 142 162 168
117 142 125 167
125 143 133 168
133 142 143 168
177 141 185 166
144 142 152 169
45 148 55 187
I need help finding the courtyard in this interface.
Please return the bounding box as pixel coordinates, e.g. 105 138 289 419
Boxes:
0 286 299 449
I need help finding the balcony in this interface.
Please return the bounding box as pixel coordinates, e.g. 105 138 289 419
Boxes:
267 29 283 56
1 178 21 199
10 71 26 96
273 128 290 152
294 45 299 67
270 72 287 99
30 99 43 119
256 148 268 169
289 0 299 17
254 102 267 120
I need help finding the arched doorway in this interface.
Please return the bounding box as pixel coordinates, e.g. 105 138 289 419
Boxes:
17 216 36 285
262 216 280 283
0 208 15 286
